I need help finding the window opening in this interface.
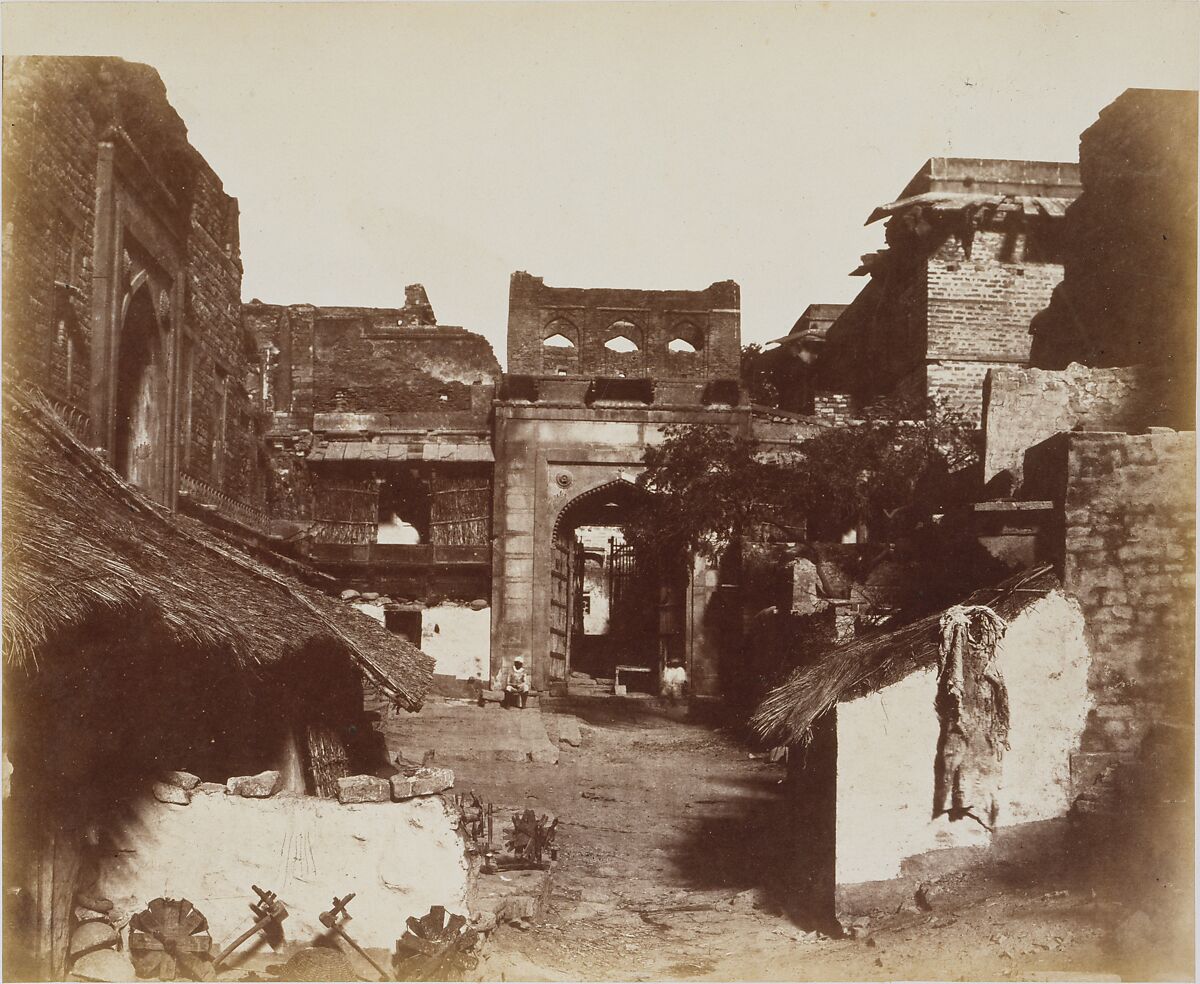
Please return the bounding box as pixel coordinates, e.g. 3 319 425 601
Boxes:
605 336 639 353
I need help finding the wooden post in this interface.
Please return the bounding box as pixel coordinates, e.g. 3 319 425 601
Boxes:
31 817 84 979
782 709 839 933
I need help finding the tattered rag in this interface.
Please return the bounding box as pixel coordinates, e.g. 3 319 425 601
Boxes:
933 605 1010 830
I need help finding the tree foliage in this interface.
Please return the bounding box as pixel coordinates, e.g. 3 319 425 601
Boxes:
626 396 979 560
740 343 780 407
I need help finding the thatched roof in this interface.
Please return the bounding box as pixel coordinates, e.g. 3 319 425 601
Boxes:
2 381 434 710
752 564 1059 746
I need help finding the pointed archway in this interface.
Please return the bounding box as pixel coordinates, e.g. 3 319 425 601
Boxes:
113 284 165 496
546 479 684 692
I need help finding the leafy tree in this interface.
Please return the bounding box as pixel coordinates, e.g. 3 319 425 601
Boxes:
792 395 978 540
740 343 780 407
625 395 978 560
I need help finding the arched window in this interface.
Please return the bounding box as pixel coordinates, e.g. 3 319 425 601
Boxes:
667 337 697 353
604 335 639 353
543 333 575 348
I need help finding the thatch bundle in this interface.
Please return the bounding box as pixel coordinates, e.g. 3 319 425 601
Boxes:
2 381 433 709
428 470 490 546
312 478 381 545
751 564 1057 746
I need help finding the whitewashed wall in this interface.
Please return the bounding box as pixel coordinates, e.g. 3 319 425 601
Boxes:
421 604 491 681
98 790 470 957
351 601 490 681
836 590 1092 884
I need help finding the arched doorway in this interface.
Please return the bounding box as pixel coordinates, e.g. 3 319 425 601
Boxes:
549 480 685 693
113 285 164 495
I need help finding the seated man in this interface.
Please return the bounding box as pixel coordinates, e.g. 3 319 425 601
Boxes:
661 659 688 703
503 657 531 709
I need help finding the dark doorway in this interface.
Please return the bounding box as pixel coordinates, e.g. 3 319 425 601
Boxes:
113 286 162 495
550 481 684 693
385 608 423 647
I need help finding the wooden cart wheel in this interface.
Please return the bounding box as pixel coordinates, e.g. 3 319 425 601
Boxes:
393 905 478 982
128 898 212 981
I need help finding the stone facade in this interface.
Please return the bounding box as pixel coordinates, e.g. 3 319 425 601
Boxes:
506 271 740 383
2 56 263 517
1030 88 1198 428
492 275 826 695
817 158 1081 423
1023 430 1195 763
983 363 1170 491
244 292 501 671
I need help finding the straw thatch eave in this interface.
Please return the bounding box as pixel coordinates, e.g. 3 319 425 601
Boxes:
2 380 434 710
752 564 1059 746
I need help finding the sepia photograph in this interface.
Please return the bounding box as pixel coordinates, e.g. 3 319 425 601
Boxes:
1 2 1196 981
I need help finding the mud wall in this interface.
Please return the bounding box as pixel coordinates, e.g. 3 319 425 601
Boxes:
420 603 491 681
835 590 1091 885
97 790 469 955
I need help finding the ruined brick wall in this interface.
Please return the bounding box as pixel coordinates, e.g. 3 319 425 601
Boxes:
1030 88 1198 430
244 302 318 418
183 165 262 505
506 272 740 380
818 166 1073 422
926 229 1064 420
245 300 501 422
983 363 1170 491
3 56 265 513
822 235 1043 422
2 57 100 427
1024 430 1195 795
312 320 498 415
812 392 853 424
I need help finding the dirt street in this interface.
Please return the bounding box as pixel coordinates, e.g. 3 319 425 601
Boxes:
382 693 1187 982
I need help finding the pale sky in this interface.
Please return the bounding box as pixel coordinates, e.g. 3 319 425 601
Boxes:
4 2 1198 364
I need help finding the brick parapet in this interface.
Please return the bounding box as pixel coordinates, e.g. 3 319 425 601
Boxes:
506 271 740 380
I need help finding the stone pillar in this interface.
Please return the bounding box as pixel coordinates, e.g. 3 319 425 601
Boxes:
685 552 723 697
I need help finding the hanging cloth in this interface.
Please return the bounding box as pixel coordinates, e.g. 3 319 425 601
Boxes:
933 605 1010 830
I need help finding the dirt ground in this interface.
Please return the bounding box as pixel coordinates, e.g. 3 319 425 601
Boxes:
382 693 1193 982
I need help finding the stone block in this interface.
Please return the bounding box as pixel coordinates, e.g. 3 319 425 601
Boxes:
194 782 226 795
69 948 135 982
68 920 119 959
337 775 391 804
530 747 559 765
162 771 201 790
500 895 542 922
557 716 582 748
152 782 191 806
493 749 529 763
226 770 282 798
391 766 454 800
